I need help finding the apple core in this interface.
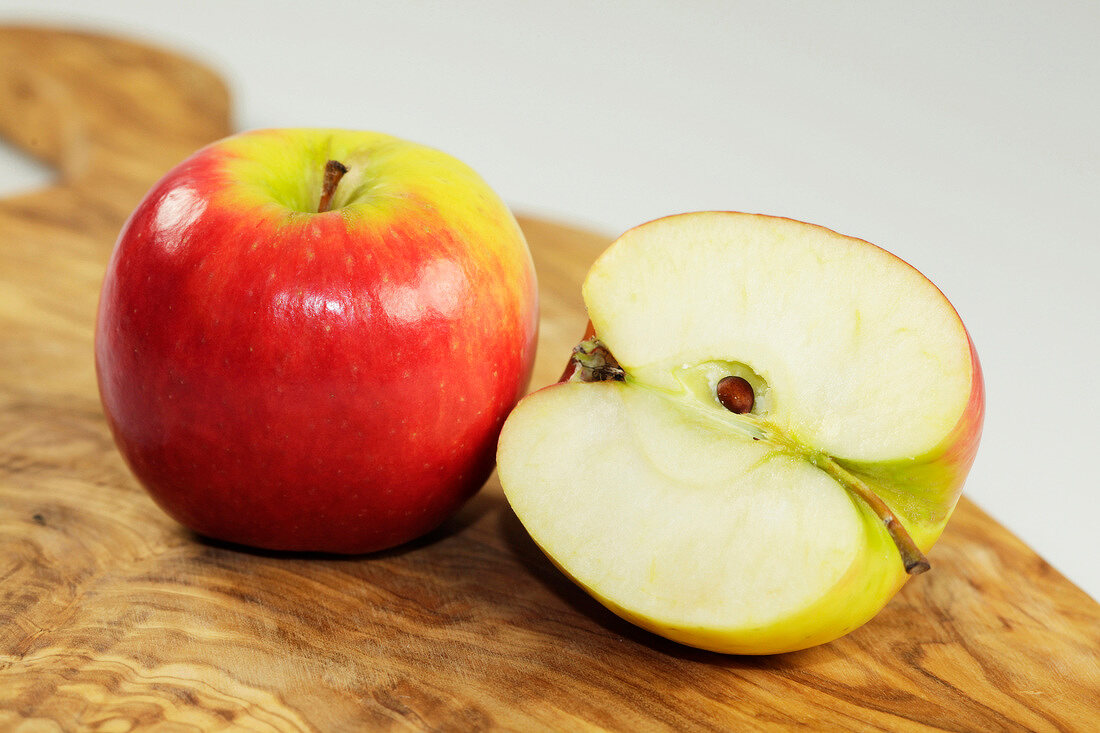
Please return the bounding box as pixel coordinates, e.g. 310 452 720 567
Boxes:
565 337 931 575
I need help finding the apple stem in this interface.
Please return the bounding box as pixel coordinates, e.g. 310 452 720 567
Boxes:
815 456 931 575
318 159 349 213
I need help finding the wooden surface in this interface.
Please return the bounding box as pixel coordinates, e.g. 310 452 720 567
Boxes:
1 26 1098 732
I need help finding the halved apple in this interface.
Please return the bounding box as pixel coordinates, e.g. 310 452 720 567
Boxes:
498 212 983 654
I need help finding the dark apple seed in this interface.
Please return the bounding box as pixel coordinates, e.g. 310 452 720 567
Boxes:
717 375 754 414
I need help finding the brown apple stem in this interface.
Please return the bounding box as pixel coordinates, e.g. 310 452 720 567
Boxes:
815 456 930 575
317 159 349 213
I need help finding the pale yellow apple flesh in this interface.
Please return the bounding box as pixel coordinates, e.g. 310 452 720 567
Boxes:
497 212 982 654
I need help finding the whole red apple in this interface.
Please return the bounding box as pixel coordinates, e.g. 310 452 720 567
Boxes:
96 129 538 553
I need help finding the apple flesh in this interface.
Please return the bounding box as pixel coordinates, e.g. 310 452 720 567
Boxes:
96 129 538 553
498 212 983 654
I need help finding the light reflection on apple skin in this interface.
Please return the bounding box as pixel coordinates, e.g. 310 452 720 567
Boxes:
151 185 206 253
378 259 468 326
96 130 538 554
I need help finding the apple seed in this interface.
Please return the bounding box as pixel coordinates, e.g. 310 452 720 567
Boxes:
716 375 754 414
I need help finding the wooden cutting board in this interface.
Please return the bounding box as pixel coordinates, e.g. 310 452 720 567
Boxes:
2 26 1098 732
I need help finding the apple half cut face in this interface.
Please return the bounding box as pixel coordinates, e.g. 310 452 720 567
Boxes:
497 212 983 654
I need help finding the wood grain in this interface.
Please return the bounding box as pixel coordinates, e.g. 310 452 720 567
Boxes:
1 25 1098 732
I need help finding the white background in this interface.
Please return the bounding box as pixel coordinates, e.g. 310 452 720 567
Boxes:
2 2 1097 601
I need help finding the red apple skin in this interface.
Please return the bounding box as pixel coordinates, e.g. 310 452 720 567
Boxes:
95 130 538 553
